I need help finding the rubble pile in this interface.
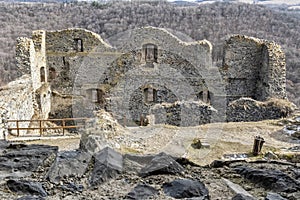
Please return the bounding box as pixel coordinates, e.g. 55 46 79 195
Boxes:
227 98 296 122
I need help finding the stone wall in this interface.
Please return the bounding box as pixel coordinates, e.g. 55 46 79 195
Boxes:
0 31 51 138
222 35 286 102
222 35 264 101
259 41 286 100
43 27 225 124
150 101 218 126
0 76 35 136
8 27 291 127
227 98 296 122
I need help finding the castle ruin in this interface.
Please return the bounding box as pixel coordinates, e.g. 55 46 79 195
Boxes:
0 27 293 138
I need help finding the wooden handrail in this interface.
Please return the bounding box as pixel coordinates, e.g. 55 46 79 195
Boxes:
7 118 90 137
7 118 88 122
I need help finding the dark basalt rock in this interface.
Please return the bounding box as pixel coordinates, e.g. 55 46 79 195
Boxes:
163 179 209 199
46 150 91 184
232 194 256 200
89 147 123 187
0 144 58 172
139 152 184 177
7 179 47 197
234 166 300 193
265 192 287 200
126 184 158 199
60 182 84 193
210 159 246 168
123 154 155 173
16 196 45 200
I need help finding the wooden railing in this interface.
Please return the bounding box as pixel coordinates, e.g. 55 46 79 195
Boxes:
7 118 89 137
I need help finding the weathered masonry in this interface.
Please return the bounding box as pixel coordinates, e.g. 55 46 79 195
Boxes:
0 27 293 138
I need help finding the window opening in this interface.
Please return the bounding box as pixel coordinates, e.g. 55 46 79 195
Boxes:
143 43 158 63
74 38 83 52
40 67 46 82
144 87 157 103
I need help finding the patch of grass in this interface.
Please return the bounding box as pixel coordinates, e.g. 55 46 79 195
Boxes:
120 146 143 154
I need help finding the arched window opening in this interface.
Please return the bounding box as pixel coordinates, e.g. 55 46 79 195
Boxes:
74 38 83 52
40 67 46 82
48 67 57 81
144 87 157 103
143 43 158 64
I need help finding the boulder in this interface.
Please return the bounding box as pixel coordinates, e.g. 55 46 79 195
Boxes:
234 166 300 193
60 182 84 193
265 192 287 200
139 152 184 177
80 110 128 154
126 184 158 199
89 147 123 187
163 179 209 199
210 159 246 168
232 194 256 200
46 150 91 184
0 144 58 179
7 179 47 197
222 178 255 199
123 154 155 173
17 196 45 200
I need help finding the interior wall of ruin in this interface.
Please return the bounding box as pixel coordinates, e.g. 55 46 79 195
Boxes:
222 35 287 103
0 76 35 136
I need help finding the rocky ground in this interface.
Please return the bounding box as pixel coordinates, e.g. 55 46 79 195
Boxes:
0 110 299 200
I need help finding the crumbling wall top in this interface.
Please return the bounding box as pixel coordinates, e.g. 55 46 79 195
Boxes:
45 28 112 53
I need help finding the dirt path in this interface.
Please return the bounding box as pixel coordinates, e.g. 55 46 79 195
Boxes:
23 119 299 166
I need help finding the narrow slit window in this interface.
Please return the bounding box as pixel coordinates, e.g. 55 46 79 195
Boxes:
74 38 83 52
40 67 46 82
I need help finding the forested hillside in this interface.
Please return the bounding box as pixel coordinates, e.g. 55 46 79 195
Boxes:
0 1 299 106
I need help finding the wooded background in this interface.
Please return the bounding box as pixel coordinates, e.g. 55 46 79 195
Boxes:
0 1 299 106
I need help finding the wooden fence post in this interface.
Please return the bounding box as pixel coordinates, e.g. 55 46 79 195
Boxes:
62 119 65 136
39 120 43 136
16 120 19 137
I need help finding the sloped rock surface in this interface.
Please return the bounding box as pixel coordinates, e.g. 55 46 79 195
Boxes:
139 152 184 177
126 184 158 199
234 165 300 193
123 154 155 173
0 143 58 179
17 196 45 200
232 193 256 200
46 150 91 184
163 178 209 199
265 192 288 200
7 179 47 197
89 147 123 187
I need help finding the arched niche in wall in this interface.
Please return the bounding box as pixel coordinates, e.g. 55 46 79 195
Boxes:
143 87 158 104
86 88 105 105
142 43 158 65
197 90 213 104
74 38 83 52
48 67 57 81
40 67 46 82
